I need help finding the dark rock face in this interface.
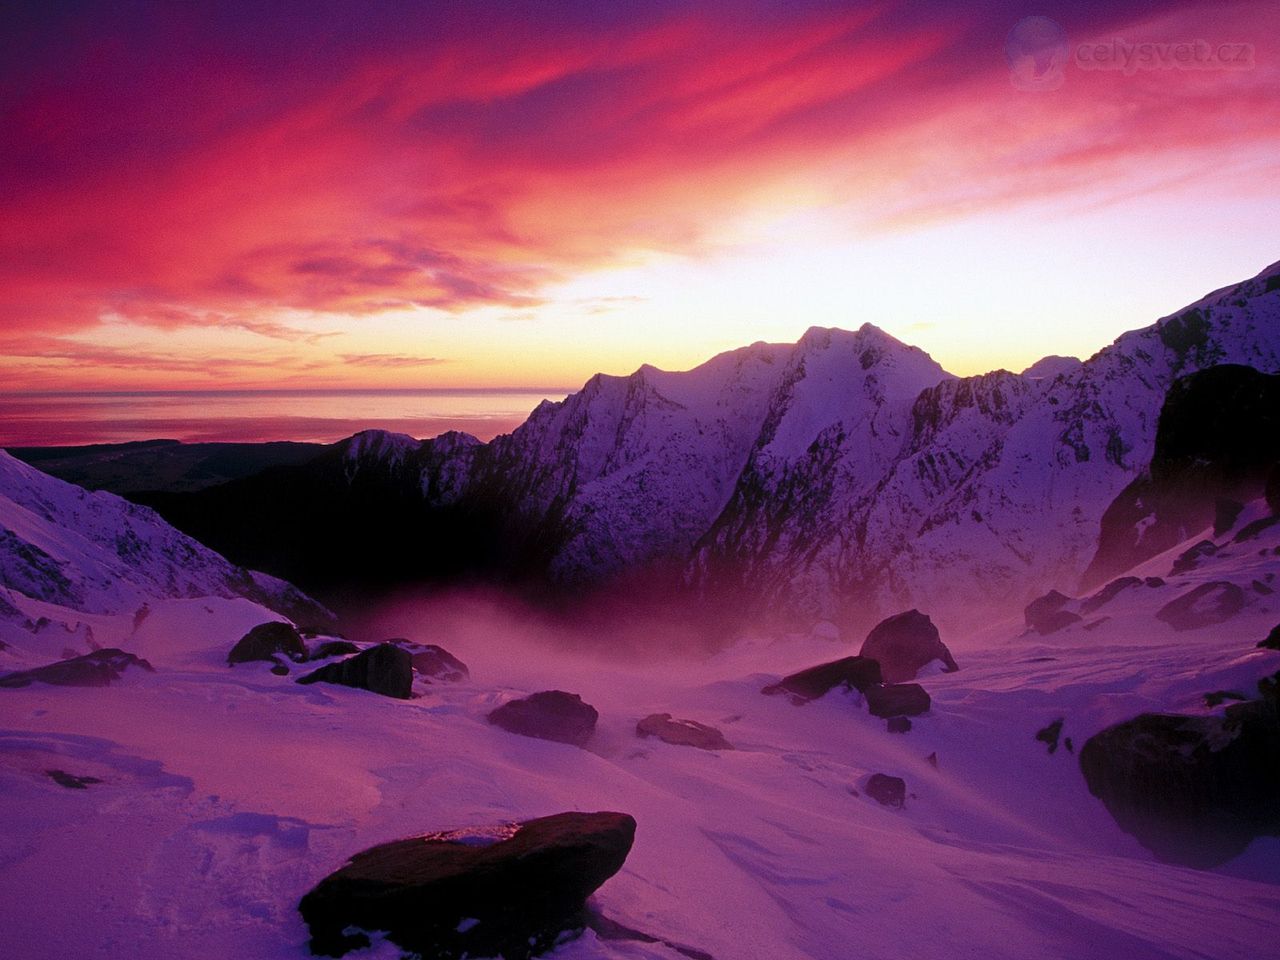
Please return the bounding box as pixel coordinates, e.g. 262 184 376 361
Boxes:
488 691 598 746
299 811 636 959
46 769 103 789
1084 365 1280 589
1260 623 1280 650
865 774 906 808
1024 591 1081 635
636 713 732 750
1171 539 1217 575
859 610 957 683
1079 702 1280 868
1035 718 1064 754
228 621 306 665
296 643 413 699
762 656 882 703
0 648 154 688
400 642 469 682
1154 581 1246 631
886 716 912 734
1080 577 1142 615
309 639 359 661
865 683 931 718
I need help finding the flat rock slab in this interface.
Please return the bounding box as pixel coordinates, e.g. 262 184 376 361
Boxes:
296 643 413 699
0 648 154 688
636 713 733 750
762 656 882 703
488 691 598 746
298 811 636 959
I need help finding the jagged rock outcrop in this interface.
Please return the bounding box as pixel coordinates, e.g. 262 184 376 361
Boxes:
298 811 636 959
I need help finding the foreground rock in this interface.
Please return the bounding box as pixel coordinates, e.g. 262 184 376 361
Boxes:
859 610 958 682
299 811 636 959
1023 591 1082 635
1079 702 1280 868
390 640 469 682
637 714 733 750
488 691 598 746
864 683 931 718
0 648 154 688
1154 581 1246 631
865 774 906 808
761 656 881 703
296 643 413 699
228 621 306 665
1259 622 1280 650
308 639 359 661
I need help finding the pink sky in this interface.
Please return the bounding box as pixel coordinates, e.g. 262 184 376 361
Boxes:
1 0 1277 391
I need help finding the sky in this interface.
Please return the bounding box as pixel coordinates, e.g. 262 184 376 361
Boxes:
2 0 1278 392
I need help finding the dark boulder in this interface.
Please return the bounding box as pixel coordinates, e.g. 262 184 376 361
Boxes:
1154 581 1246 631
1035 718 1064 754
407 644 469 683
296 643 413 699
309 639 360 661
488 691 598 747
1170 539 1217 575
865 774 906 808
1024 590 1081 635
865 683 931 718
762 656 882 703
228 621 306 665
299 811 635 959
859 610 957 682
886 716 912 734
1079 702 1280 868
0 648 154 688
636 713 732 751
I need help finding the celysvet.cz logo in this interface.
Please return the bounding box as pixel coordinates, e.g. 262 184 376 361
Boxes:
1006 16 1256 91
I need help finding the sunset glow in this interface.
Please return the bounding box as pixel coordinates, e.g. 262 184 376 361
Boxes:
2 0 1278 391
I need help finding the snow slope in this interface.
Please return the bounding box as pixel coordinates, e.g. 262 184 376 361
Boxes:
0 450 324 658
1 489 1278 959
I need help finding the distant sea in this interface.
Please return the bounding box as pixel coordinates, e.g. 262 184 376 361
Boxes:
0 389 569 447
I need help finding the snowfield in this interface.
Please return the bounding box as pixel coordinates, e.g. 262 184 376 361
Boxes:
2 507 1278 959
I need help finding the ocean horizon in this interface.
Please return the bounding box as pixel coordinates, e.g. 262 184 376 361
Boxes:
0 388 571 447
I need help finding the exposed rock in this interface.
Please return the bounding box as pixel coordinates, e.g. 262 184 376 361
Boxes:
864 683 930 718
1154 581 1246 631
886 716 912 734
296 643 413 699
865 774 906 808
46 769 103 789
1081 576 1143 614
309 639 359 661
761 656 882 703
1214 498 1245 536
270 663 289 676
228 621 306 665
1204 690 1248 708
858 610 957 683
1260 623 1280 650
405 643 469 682
1024 591 1081 635
298 811 636 959
1035 718 1064 754
1079 702 1280 867
488 691 598 746
1171 539 1217 575
636 713 732 751
0 648 154 688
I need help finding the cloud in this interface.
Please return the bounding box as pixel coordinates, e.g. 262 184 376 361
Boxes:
0 0 1275 351
338 353 449 368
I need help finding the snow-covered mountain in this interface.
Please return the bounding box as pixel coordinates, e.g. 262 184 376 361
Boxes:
0 450 325 657
131 260 1280 634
